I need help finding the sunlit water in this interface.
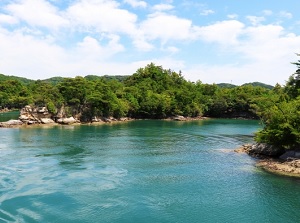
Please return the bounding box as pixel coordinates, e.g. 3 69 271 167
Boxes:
0 119 299 223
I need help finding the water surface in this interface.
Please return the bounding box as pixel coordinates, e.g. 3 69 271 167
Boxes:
0 119 299 223
0 111 19 122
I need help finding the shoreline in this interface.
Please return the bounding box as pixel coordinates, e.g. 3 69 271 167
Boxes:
0 115 209 128
235 144 300 178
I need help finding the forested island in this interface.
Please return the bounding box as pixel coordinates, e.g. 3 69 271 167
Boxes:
1 59 300 176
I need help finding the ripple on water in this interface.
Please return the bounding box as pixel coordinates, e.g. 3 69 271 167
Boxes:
1 120 300 223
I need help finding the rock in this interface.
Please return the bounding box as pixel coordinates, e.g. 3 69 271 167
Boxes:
37 107 48 114
40 118 55 124
5 119 23 125
172 115 186 121
249 143 285 157
0 119 23 127
57 117 78 124
234 144 252 153
102 117 112 123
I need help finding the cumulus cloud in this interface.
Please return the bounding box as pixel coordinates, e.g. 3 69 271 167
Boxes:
5 0 69 29
279 11 293 19
0 13 18 24
152 4 174 12
195 20 245 45
246 16 265 26
184 23 300 85
123 0 147 8
66 0 137 34
140 13 194 43
0 0 299 86
227 14 238 19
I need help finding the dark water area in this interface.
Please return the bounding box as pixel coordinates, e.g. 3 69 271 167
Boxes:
0 111 19 122
0 119 299 222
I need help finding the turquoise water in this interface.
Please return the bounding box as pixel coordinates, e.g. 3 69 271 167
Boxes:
0 119 299 223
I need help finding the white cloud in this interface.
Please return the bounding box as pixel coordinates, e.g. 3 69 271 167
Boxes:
124 0 147 8
184 23 300 85
132 38 154 51
66 0 137 35
164 46 179 54
152 4 174 12
0 14 18 25
140 13 194 43
76 35 124 59
227 14 238 19
6 0 69 29
263 10 273 16
195 20 245 45
200 9 214 16
279 11 293 19
246 16 265 26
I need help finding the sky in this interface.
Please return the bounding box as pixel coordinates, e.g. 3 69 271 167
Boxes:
0 0 300 85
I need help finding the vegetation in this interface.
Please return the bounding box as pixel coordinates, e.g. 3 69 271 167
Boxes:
254 54 300 149
1 57 299 149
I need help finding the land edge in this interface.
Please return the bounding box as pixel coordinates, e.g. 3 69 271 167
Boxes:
0 115 209 128
235 144 300 178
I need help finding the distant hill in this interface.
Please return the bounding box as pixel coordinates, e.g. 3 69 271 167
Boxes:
85 75 129 82
42 76 65 85
217 82 273 90
242 82 274 89
0 73 273 89
217 83 237 88
0 73 34 85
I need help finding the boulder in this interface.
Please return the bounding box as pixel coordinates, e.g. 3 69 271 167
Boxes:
248 143 285 157
57 117 77 124
0 119 23 127
40 118 55 124
172 115 186 121
5 119 23 125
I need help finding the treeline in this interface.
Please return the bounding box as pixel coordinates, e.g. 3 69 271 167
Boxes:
0 63 273 120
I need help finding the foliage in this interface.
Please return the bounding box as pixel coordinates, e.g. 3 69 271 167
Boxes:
254 54 300 148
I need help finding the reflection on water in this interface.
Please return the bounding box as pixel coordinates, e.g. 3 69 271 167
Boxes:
0 119 299 223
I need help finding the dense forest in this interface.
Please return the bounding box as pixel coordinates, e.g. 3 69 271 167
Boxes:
0 56 299 149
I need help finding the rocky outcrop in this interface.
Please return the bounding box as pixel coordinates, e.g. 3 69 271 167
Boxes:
248 143 285 157
235 143 300 178
19 105 52 124
257 159 300 177
235 143 285 158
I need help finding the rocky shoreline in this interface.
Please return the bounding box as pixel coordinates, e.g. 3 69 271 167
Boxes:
0 106 208 128
235 144 300 178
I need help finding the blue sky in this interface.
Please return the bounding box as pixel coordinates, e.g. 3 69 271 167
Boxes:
0 0 300 85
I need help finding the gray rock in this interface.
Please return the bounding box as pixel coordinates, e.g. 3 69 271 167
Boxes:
0 119 23 127
249 143 285 157
172 115 186 121
57 117 77 124
5 119 23 125
40 118 55 124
